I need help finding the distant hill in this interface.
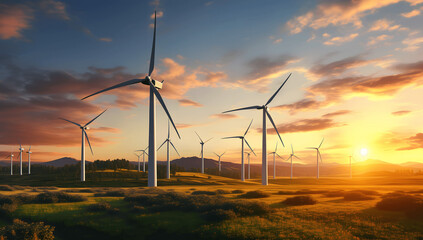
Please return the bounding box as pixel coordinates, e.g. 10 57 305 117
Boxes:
40 157 79 167
400 162 423 169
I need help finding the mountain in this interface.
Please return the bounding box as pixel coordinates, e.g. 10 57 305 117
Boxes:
40 157 79 167
400 162 423 169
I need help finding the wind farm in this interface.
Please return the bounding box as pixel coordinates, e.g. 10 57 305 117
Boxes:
0 1 423 239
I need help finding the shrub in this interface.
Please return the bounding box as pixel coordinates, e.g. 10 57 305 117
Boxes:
282 195 317 206
192 191 216 196
323 191 345 197
0 219 55 240
343 192 374 201
231 190 244 194
87 202 119 214
376 194 423 212
239 190 270 199
215 189 231 195
0 185 14 191
203 209 237 221
33 192 86 203
94 190 126 197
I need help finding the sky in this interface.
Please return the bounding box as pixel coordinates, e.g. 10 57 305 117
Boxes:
0 0 423 165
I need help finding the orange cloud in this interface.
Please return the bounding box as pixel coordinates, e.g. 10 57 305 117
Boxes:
323 33 358 45
210 113 239 119
397 133 423 150
266 118 344 135
392 110 411 116
0 4 32 39
178 99 203 107
39 0 70 20
367 34 392 46
402 9 421 17
368 19 401 32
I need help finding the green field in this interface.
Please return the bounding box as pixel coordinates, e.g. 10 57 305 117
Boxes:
1 172 423 239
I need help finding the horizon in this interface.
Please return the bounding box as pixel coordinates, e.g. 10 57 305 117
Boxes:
1 0 423 166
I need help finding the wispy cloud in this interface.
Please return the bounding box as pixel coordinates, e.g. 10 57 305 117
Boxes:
368 19 401 32
392 110 411 116
0 3 33 39
401 9 421 18
323 33 358 45
178 99 203 107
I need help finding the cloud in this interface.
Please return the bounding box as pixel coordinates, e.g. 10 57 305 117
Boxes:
99 38 112 42
178 98 203 107
322 110 351 118
175 123 196 129
367 34 392 46
368 19 401 32
150 11 163 19
402 36 423 51
402 9 421 17
266 118 343 135
39 0 70 20
323 33 359 45
392 110 411 116
150 0 160 7
285 0 420 34
0 3 33 39
397 133 423 150
210 114 239 119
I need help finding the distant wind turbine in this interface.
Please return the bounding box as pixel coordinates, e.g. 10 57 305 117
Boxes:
244 149 256 179
222 119 255 181
223 73 291 185
59 109 107 182
213 151 225 173
18 144 24 176
287 144 300 179
26 146 32 175
7 153 14 175
82 11 180 187
135 146 148 172
307 138 324 179
195 132 212 174
269 142 284 179
158 120 180 179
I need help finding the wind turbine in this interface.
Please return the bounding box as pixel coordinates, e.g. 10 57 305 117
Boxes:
195 132 212 174
26 146 32 175
18 144 24 175
307 138 324 179
158 120 180 179
222 119 255 181
7 153 14 175
59 109 107 182
213 151 225 173
135 146 148 172
223 73 291 185
244 149 256 179
269 142 284 179
287 144 300 180
82 11 180 187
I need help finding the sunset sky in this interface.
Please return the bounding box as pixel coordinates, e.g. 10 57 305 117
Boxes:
1 0 423 165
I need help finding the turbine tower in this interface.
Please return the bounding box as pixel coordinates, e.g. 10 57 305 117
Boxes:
213 151 225 173
307 138 324 179
287 144 300 179
158 120 180 179
244 150 256 179
18 144 24 175
8 153 14 175
222 119 255 181
195 132 212 174
135 146 148 172
268 142 284 179
59 109 107 182
134 152 142 171
82 11 180 187
223 73 291 185
26 146 32 175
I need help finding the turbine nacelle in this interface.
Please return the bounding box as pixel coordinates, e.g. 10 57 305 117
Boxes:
141 76 162 89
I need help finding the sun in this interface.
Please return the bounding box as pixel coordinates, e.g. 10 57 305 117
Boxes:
360 148 368 157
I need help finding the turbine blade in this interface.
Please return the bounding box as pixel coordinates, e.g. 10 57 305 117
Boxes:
222 151 226 156
169 141 180 156
222 136 242 139
59 118 81 127
243 119 253 137
195 131 203 143
306 147 316 149
144 145 149 151
276 153 284 160
318 150 323 163
157 139 167 151
29 145 31 151
204 137 213 143
84 130 93 155
149 11 156 76
214 152 219 157
275 141 278 152
149 83 181 139
318 137 324 149
291 144 294 154
222 105 261 114
265 73 291 106
265 109 284 147
167 120 170 139
294 155 301 160
244 138 255 156
85 109 107 127
82 79 142 100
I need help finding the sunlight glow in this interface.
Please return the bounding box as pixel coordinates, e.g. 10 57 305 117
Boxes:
360 148 368 157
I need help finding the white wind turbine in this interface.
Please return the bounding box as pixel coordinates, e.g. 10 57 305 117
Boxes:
268 142 284 179
287 144 300 180
8 153 14 175
26 146 32 175
222 119 256 181
195 132 212 174
82 11 180 187
158 120 180 179
213 151 225 174
59 109 107 182
307 138 324 179
135 146 148 172
18 144 24 175
244 149 256 179
223 73 291 185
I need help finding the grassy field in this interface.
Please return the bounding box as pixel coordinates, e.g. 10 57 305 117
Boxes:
1 172 423 239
